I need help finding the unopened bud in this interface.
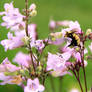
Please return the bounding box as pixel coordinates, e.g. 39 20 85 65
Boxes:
20 69 25 74
29 10 37 17
86 29 92 35
75 47 80 51
51 37 56 41
22 36 30 45
49 20 56 30
29 3 36 11
37 66 42 72
19 24 24 30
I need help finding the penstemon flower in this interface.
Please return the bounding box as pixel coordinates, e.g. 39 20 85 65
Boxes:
24 78 45 92
0 2 24 29
47 52 70 77
0 0 91 92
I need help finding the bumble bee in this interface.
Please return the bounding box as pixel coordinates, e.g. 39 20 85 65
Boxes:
65 31 80 46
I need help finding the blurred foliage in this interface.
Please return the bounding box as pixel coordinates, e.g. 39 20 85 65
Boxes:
0 0 92 92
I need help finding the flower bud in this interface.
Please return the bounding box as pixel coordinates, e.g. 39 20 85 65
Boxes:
19 24 24 30
22 36 30 45
20 69 25 74
49 20 56 30
86 29 91 36
29 3 36 11
75 47 80 51
29 10 37 17
36 66 42 72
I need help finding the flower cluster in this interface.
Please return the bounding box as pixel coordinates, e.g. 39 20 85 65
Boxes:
0 1 92 92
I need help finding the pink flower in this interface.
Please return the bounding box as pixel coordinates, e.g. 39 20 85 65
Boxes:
89 42 92 52
1 24 37 51
29 3 36 11
10 22 25 31
73 52 81 62
61 21 81 37
49 20 71 30
69 21 81 33
33 40 45 53
24 78 45 92
49 20 56 30
0 2 24 29
0 58 20 72
0 58 22 85
56 20 70 26
48 32 65 45
0 73 22 85
13 52 32 68
47 52 69 77
28 24 37 47
1 32 25 51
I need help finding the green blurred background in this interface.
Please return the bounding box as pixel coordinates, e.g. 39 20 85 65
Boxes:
0 0 92 92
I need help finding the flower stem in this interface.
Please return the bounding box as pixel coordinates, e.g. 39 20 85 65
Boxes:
81 41 87 92
72 70 83 92
25 0 29 36
80 33 87 92
25 0 35 72
29 49 35 71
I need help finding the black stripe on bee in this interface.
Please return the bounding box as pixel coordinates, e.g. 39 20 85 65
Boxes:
65 31 80 46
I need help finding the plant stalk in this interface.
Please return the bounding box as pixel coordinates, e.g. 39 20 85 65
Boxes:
72 70 83 92
25 0 35 72
80 34 87 92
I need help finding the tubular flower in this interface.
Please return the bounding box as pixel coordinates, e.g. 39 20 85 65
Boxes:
0 58 22 85
24 78 45 92
47 52 71 77
0 2 24 29
1 32 25 51
13 52 32 68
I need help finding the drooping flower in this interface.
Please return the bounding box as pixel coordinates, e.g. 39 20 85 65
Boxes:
24 78 45 92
